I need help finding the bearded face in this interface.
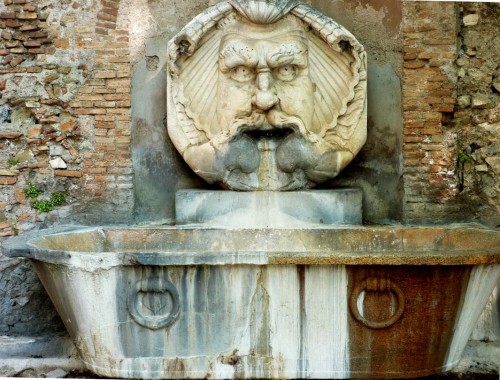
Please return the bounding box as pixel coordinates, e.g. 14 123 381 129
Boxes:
167 2 367 191
211 21 319 190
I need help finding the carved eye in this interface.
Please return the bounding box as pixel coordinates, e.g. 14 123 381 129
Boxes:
274 65 298 81
230 66 256 82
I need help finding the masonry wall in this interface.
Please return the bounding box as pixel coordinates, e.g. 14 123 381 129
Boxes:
402 1 499 343
402 1 499 227
0 0 134 336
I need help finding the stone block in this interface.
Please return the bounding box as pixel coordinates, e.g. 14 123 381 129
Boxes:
463 14 479 26
175 189 363 227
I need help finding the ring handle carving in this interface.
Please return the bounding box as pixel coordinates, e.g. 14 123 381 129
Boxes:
127 277 180 330
349 277 405 329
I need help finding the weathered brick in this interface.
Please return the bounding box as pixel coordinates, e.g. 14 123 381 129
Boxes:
5 20 22 27
1 31 12 39
0 177 17 185
53 39 69 48
107 79 130 87
423 39 455 45
23 40 41 47
19 24 38 31
74 108 106 115
0 12 16 19
12 32 28 41
17 12 37 20
28 30 47 38
84 167 107 174
404 61 426 69
103 93 129 101
10 55 24 66
54 170 82 178
93 71 116 79
10 47 27 53
95 122 114 129
97 12 117 23
94 101 115 108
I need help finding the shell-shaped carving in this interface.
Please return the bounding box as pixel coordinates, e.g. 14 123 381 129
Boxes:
230 0 300 24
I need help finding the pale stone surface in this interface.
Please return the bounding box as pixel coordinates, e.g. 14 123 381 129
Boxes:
485 156 500 175
463 14 479 26
3 226 500 379
49 157 67 169
475 164 488 172
167 0 367 190
175 189 362 227
471 93 492 108
49 145 64 157
458 95 471 108
46 368 68 378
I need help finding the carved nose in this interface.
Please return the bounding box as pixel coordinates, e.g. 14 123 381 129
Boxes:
252 71 278 111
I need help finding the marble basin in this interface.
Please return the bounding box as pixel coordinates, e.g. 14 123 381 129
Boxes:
4 225 500 379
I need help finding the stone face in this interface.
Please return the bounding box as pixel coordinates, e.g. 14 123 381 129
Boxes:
167 0 367 190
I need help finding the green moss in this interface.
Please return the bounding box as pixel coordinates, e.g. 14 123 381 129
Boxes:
457 149 472 163
23 184 43 199
8 157 20 166
32 200 53 212
50 191 68 206
24 185 68 212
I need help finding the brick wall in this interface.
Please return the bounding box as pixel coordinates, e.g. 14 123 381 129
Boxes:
71 0 132 199
402 1 499 226
0 0 133 237
402 1 461 223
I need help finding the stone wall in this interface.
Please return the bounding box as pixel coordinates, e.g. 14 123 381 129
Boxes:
402 1 499 227
402 1 460 223
454 2 500 229
402 0 499 345
0 0 134 336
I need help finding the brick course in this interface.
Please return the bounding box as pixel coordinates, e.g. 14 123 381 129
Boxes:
402 1 461 222
0 0 132 235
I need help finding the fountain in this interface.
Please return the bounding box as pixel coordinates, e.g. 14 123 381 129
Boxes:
4 1 500 379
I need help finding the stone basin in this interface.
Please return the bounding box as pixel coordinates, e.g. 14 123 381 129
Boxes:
4 225 500 379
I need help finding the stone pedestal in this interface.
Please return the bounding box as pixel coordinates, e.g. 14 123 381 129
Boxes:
175 189 362 227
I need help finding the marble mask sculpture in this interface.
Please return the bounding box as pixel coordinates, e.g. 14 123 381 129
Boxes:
167 0 367 190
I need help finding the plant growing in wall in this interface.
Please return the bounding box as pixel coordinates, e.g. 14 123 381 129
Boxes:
457 148 473 192
23 184 43 199
23 184 68 213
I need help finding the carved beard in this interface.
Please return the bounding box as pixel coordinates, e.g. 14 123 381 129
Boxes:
212 109 345 191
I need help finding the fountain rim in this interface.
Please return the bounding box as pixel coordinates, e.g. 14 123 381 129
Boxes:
3 224 500 268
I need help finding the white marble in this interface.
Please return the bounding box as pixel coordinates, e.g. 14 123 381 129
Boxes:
167 0 367 190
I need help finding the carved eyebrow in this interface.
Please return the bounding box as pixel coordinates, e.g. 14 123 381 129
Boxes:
267 43 308 69
219 43 258 70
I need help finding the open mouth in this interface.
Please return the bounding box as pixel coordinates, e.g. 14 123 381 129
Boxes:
242 125 295 141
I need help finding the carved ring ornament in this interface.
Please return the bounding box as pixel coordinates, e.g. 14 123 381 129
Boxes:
167 0 367 191
349 277 405 329
127 277 180 330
